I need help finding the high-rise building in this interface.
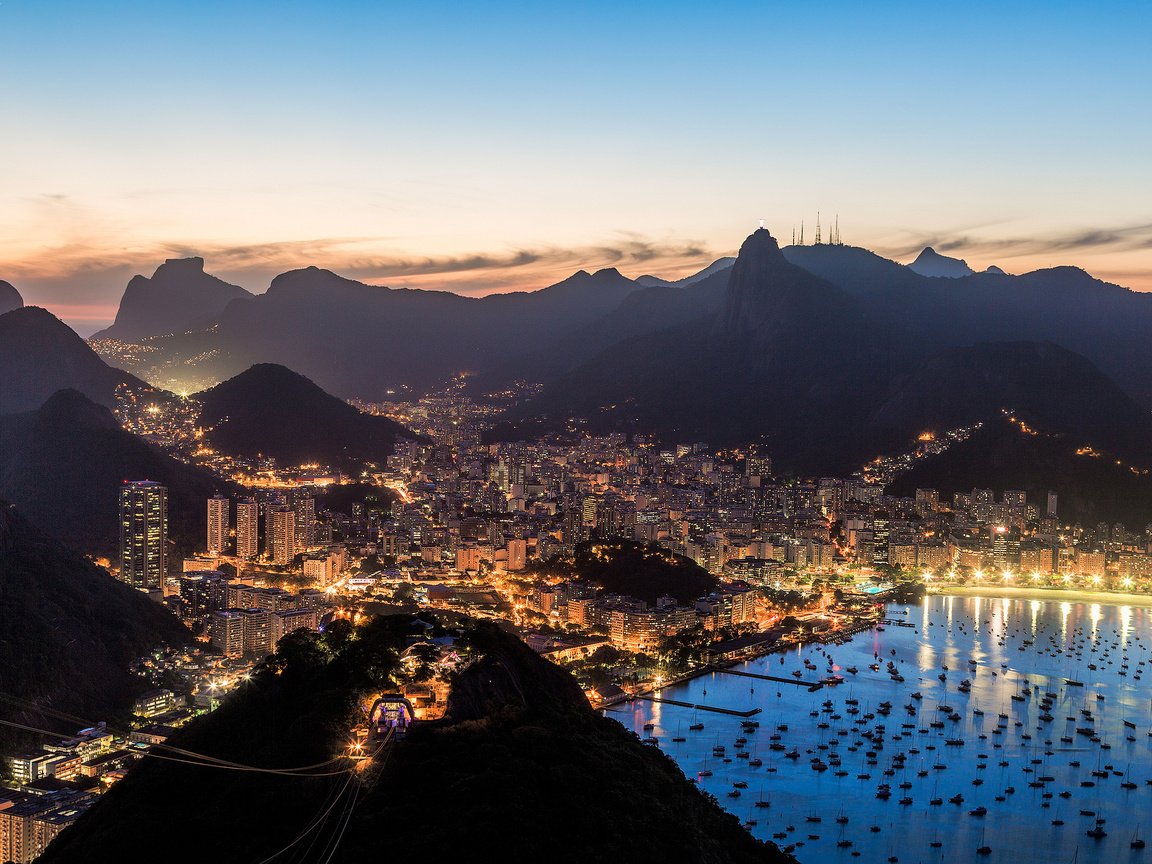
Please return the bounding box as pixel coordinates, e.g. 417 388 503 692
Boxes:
206 494 229 555
240 608 274 657
871 515 890 566
208 610 244 657
293 496 316 549
270 506 297 566
235 499 259 559
1046 491 1058 518
1003 490 1027 509
119 481 167 589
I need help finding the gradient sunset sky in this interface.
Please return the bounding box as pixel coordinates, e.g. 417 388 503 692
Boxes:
2 0 1149 334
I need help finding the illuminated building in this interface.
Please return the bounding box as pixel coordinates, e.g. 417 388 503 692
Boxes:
207 610 244 657
0 791 95 864
118 480 167 589
294 495 316 548
179 571 227 621
272 607 319 641
914 488 939 514
206 494 229 555
240 608 273 657
235 498 259 559
270 506 297 566
506 538 527 571
133 689 177 718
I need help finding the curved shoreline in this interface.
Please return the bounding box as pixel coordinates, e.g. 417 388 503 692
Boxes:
930 584 1152 609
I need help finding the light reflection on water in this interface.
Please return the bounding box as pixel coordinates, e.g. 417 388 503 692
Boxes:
608 595 1152 863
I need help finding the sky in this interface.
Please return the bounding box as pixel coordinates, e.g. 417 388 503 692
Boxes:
1 0 1150 335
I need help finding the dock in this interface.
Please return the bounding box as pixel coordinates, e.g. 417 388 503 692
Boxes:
712 668 825 691
633 694 762 717
880 618 917 628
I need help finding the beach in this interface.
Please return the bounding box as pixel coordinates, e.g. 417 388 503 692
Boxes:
932 583 1152 608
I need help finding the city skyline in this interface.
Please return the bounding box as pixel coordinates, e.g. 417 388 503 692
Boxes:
2 0 1150 333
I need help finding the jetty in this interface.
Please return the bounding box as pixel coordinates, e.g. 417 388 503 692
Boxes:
633 694 762 717
712 667 825 691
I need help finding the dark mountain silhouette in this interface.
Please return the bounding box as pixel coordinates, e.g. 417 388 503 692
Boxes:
512 231 1152 477
781 243 927 299
0 389 241 559
543 539 719 605
861 341 1152 465
0 279 22 314
0 307 148 414
42 617 787 864
0 503 190 751
889 414 1152 527
475 265 732 390
87 235 1152 444
194 363 417 468
514 229 910 473
92 257 253 341
779 243 1152 409
907 246 975 278
97 264 645 397
635 256 735 287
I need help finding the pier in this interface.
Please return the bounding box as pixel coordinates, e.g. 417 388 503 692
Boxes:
633 694 762 718
712 667 825 691
880 618 917 628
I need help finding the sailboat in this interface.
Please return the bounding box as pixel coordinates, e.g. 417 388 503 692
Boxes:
1133 824 1146 849
976 824 991 855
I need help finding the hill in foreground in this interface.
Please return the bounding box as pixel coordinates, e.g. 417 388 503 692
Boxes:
0 504 190 751
42 617 788 864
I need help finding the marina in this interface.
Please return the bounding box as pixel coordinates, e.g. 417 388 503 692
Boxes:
610 593 1152 862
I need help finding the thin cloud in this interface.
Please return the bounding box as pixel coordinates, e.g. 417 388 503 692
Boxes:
2 234 718 320
881 221 1152 261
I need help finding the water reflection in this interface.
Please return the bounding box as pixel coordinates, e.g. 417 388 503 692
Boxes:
611 594 1152 863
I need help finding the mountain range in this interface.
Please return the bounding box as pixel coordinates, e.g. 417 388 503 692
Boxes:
5 227 1152 519
77 236 1152 416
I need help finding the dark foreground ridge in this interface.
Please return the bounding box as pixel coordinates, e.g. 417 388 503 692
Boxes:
0 504 191 751
42 617 790 864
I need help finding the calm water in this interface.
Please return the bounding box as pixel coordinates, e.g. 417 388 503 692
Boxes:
609 594 1152 863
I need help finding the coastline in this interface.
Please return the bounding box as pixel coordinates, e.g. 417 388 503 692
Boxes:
930 584 1152 609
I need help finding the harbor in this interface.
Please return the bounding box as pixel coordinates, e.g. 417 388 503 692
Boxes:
608 593 1152 862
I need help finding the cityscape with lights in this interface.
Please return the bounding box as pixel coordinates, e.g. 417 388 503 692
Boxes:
3 1 1152 861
